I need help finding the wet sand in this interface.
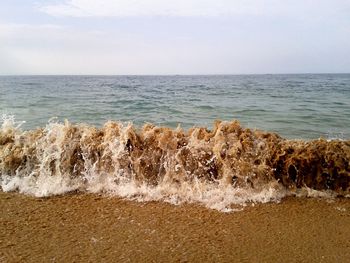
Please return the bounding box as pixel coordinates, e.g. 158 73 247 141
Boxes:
0 192 349 263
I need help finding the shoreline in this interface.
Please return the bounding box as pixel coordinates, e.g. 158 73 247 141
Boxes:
1 192 349 262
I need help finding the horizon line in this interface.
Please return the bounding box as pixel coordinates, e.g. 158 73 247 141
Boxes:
1 72 350 77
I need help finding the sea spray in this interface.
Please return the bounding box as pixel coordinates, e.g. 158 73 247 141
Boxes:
0 116 349 211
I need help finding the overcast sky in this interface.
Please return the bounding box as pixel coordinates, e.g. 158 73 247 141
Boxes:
0 0 350 75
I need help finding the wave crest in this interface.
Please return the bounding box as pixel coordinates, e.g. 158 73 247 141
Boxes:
1 116 349 211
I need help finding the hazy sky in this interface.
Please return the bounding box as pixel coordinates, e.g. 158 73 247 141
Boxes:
1 0 350 75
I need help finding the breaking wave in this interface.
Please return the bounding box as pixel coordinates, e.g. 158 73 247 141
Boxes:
0 115 349 212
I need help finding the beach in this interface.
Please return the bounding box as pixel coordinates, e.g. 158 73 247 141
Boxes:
1 192 349 262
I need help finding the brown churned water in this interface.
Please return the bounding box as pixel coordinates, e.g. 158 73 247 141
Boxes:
1 117 349 211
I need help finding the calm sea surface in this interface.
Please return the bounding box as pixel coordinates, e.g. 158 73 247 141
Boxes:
0 74 349 139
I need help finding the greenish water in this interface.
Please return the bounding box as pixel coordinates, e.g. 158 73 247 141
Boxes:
1 74 349 139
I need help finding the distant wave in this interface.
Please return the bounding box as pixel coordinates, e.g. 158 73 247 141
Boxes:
0 115 349 212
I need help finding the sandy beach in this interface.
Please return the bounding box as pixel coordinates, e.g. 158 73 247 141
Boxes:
0 192 349 262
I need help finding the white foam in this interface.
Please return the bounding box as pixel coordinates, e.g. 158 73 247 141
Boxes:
293 187 337 199
1 169 290 212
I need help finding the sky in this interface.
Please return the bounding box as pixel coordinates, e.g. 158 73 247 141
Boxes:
0 0 350 75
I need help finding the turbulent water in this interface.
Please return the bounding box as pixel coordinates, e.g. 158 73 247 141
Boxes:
1 116 349 211
1 75 349 211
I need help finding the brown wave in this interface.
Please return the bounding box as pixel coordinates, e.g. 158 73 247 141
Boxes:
0 120 349 194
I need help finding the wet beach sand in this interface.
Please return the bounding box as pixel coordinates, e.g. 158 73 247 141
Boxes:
0 192 349 263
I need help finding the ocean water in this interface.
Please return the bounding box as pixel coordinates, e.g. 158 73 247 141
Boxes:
1 74 349 139
1 74 349 211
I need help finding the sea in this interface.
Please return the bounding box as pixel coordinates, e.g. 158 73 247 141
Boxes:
1 74 349 139
0 74 349 211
